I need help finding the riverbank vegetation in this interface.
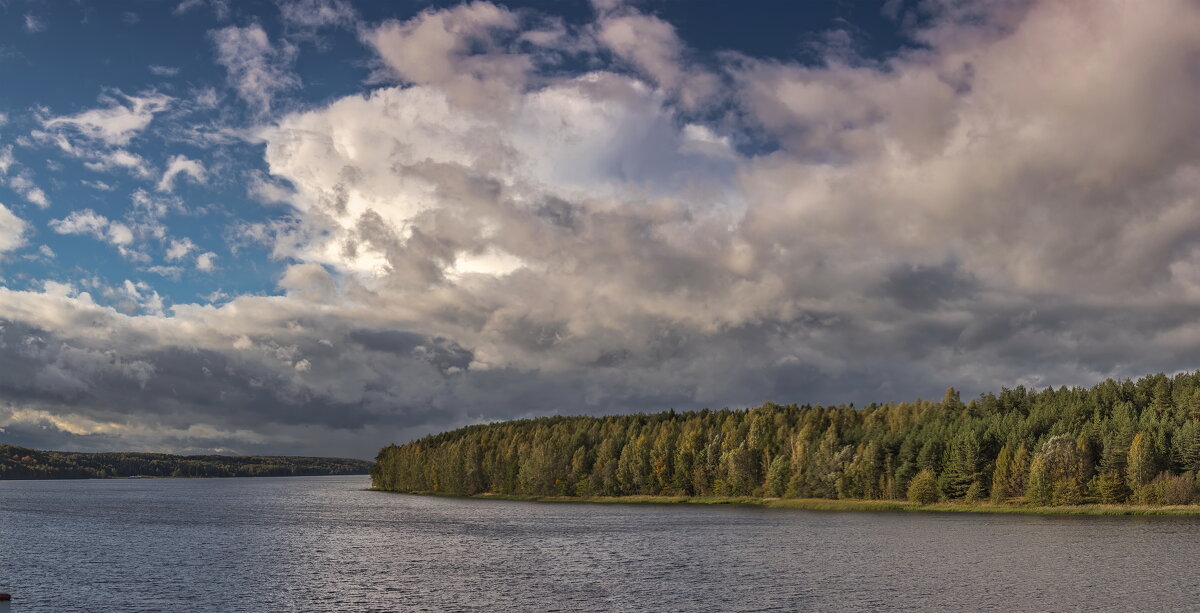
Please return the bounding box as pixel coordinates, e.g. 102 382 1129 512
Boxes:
0 444 371 479
379 490 1200 516
373 371 1200 509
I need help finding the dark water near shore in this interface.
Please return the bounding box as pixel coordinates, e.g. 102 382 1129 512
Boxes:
1 475 1197 612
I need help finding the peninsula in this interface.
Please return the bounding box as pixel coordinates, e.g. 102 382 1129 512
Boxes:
373 371 1200 514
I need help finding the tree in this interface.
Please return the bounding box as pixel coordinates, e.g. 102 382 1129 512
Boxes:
1173 420 1200 473
1025 434 1084 505
1127 432 1156 493
1026 454 1053 505
765 455 790 497
1007 444 1029 498
991 443 1013 502
722 445 759 496
907 469 940 504
1096 470 1128 504
940 430 982 499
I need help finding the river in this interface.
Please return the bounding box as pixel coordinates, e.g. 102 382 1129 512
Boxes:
0 475 1194 611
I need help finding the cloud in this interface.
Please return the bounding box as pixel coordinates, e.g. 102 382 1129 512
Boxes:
196 251 218 272
165 237 197 261
82 179 115 192
24 14 46 33
49 209 141 261
0 146 51 208
156 155 207 192
175 0 230 20
364 2 531 109
149 65 180 77
50 210 132 245
210 24 299 115
279 0 357 29
0 203 28 254
41 91 172 146
594 11 717 107
259 0 1200 414
143 265 184 280
6 172 49 208
81 149 153 178
246 170 294 204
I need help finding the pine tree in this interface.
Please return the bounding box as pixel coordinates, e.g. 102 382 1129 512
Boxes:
1096 470 1128 503
1173 420 1200 473
765 455 790 498
1008 444 1029 497
940 430 982 499
991 443 1013 502
1026 454 1053 505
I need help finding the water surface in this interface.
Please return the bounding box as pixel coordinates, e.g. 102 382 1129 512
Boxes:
0 476 1195 611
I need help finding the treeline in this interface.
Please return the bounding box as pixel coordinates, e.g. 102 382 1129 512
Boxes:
373 371 1200 506
0 445 372 479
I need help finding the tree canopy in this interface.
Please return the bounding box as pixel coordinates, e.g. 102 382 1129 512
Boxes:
373 371 1200 506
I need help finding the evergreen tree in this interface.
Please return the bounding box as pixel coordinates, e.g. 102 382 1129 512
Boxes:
990 443 1013 502
940 430 982 499
765 455 790 497
1026 454 1053 505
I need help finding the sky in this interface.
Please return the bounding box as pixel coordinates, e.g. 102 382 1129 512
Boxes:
0 0 1198 458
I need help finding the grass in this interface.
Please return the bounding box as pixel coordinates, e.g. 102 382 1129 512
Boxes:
369 489 1200 516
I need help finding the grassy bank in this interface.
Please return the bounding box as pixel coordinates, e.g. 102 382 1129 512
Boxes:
372 490 1200 516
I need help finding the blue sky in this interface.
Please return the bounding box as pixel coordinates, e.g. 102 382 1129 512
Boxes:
0 0 1198 457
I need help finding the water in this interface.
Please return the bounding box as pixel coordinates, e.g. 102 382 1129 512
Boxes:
1 476 1197 612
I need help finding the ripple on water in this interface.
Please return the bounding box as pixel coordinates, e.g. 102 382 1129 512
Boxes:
1 477 1198 612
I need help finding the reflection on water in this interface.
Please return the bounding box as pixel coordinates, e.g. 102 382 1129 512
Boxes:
1 475 1196 612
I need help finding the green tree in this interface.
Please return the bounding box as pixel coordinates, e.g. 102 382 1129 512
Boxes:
1127 432 1156 493
907 468 940 504
1096 470 1128 503
765 454 790 497
990 443 1013 502
940 430 982 499
1026 454 1053 505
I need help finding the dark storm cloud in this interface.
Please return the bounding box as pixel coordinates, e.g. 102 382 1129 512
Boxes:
881 261 978 311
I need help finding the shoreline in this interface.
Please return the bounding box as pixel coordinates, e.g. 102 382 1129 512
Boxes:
0 472 370 482
371 490 1200 516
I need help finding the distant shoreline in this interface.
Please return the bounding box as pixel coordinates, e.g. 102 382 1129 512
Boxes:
0 443 372 479
374 490 1200 516
1 473 370 481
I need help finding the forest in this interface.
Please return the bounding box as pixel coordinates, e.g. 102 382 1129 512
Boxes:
372 371 1200 506
0 445 372 479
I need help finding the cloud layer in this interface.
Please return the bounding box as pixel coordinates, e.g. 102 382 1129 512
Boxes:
2 0 1199 457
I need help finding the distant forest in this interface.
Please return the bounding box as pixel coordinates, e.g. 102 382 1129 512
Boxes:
373 372 1200 506
0 445 372 479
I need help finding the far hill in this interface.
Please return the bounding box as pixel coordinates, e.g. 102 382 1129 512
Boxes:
0 444 371 479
